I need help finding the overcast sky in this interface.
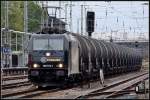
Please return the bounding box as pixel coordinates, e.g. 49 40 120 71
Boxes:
42 1 149 40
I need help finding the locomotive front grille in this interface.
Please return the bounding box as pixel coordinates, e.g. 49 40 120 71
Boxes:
29 68 68 82
30 70 39 76
41 70 56 81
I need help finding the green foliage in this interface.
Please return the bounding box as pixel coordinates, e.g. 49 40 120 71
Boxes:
9 1 24 31
28 1 43 32
1 1 44 32
1 1 5 27
1 1 47 51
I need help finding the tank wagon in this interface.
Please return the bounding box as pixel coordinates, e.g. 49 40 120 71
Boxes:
27 32 143 88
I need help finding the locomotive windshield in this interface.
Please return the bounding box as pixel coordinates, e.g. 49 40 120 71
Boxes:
33 38 63 50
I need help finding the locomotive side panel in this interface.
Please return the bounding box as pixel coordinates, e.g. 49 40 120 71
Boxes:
68 35 79 75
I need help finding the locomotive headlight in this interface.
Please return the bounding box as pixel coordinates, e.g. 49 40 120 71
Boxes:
46 52 51 56
58 63 63 68
33 64 40 68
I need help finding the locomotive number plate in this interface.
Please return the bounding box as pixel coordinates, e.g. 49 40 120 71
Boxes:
43 65 53 67
47 58 61 62
31 71 39 76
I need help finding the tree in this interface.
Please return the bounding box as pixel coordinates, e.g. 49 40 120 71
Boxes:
1 1 45 32
1 1 47 51
1 1 5 27
28 1 43 32
8 1 24 31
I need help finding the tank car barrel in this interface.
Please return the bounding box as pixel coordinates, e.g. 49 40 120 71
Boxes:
72 33 142 75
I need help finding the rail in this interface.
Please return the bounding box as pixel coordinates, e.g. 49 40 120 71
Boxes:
104 74 148 99
2 75 28 81
1 67 28 76
75 72 148 99
2 81 31 90
2 86 60 98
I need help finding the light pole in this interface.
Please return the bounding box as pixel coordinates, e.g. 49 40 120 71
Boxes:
65 4 68 26
81 5 83 35
4 1 9 68
23 1 28 67
77 18 80 33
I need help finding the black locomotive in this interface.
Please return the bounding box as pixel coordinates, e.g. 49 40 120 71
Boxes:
27 32 142 87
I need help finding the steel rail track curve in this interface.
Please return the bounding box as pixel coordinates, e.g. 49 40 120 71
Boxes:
75 72 148 99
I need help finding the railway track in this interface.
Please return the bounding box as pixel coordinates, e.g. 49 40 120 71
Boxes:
2 85 69 99
103 74 149 99
2 81 83 99
18 88 61 99
2 81 32 89
2 72 148 99
75 72 149 99
2 75 30 90
3 88 61 99
2 75 28 81
2 86 38 98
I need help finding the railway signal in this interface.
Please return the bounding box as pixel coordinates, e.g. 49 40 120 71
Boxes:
86 11 95 37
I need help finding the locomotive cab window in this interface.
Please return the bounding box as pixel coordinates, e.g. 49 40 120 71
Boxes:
33 38 64 50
